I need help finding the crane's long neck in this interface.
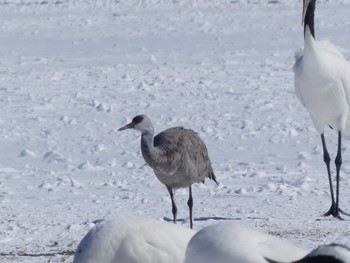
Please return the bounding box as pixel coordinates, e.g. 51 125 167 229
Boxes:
304 0 316 39
140 131 160 168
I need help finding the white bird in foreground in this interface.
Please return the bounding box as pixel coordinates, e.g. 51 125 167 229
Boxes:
73 218 194 263
118 114 218 229
184 221 308 263
185 222 350 263
293 0 350 218
268 244 350 263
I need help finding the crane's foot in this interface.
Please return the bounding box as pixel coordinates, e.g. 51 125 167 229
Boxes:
339 208 350 217
323 203 350 219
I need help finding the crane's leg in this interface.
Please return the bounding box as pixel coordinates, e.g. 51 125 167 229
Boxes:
335 131 350 218
187 186 193 229
323 132 350 218
166 186 177 224
321 134 337 217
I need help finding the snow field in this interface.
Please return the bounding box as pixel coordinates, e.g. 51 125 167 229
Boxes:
1 0 350 262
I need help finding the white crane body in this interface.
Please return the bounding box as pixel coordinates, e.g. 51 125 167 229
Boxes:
294 29 350 134
293 0 350 218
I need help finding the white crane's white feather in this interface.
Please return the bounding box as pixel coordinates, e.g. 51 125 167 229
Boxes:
73 218 194 263
293 27 350 136
294 39 345 68
185 222 307 263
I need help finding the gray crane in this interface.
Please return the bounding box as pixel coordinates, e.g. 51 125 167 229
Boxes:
118 114 218 229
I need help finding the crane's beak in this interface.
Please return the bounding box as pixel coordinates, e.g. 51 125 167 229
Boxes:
118 122 135 131
301 0 309 25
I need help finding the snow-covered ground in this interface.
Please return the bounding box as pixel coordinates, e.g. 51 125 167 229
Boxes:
1 0 350 262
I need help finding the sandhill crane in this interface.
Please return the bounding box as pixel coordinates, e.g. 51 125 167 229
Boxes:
73 218 194 263
293 0 350 218
118 114 218 229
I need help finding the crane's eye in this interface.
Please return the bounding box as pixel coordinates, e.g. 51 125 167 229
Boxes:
133 115 144 124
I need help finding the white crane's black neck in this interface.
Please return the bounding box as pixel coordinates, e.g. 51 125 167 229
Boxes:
296 255 344 263
304 0 316 39
266 255 344 263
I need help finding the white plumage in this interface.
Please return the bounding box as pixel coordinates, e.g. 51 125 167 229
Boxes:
118 114 218 228
184 222 308 263
293 0 350 218
185 222 350 263
73 218 194 263
294 29 350 135
74 219 350 263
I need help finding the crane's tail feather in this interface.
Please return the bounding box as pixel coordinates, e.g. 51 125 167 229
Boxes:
202 171 218 185
210 172 219 186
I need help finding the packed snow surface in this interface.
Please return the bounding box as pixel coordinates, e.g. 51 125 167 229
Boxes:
2 0 350 262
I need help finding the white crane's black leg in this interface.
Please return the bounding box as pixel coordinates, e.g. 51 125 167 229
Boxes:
322 132 350 218
335 131 350 218
321 134 337 217
187 186 194 229
166 186 177 224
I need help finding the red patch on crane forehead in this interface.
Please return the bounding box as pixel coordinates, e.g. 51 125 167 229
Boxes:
132 115 144 124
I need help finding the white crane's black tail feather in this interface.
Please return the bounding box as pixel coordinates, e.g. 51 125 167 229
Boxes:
264 258 278 263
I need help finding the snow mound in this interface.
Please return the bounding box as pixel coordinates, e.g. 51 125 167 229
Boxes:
19 149 36 157
43 150 66 163
185 222 307 263
73 218 195 263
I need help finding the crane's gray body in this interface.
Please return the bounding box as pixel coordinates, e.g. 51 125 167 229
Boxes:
118 114 217 228
141 126 216 189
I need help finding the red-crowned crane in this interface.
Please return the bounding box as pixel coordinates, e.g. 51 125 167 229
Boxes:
185 222 350 263
293 0 350 218
184 222 308 263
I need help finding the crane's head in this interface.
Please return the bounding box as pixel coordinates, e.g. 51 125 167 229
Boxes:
118 114 154 134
